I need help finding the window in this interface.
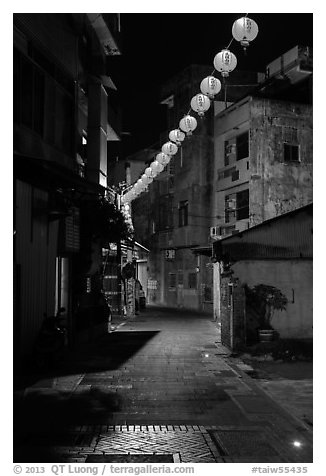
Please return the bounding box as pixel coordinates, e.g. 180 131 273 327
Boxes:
236 131 249 161
284 143 300 163
188 273 197 289
236 189 249 220
225 194 236 223
178 200 188 227
168 273 176 289
225 190 249 223
224 141 236 166
158 195 173 231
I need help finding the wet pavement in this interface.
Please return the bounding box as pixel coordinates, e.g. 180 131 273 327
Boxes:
14 306 313 463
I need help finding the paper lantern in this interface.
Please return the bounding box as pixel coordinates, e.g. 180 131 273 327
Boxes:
190 93 211 117
213 49 237 77
232 17 258 49
162 141 178 156
145 167 154 177
156 152 171 166
179 115 197 136
169 129 185 146
200 76 222 99
150 160 164 175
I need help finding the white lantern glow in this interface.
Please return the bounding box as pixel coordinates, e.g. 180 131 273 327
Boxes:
141 173 150 184
190 93 211 117
156 152 171 166
156 152 171 167
213 49 237 77
162 141 178 156
232 17 258 49
169 129 185 146
150 160 164 175
145 167 154 178
179 115 197 136
200 76 222 99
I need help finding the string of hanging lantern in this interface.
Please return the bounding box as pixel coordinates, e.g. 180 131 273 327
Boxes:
121 14 258 206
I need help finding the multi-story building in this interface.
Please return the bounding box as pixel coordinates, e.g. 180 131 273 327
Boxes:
211 46 313 240
209 45 313 329
131 65 261 311
13 13 122 359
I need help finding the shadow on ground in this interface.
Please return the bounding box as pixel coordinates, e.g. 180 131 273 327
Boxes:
14 330 160 462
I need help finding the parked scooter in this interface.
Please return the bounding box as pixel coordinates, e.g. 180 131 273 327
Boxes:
33 307 67 371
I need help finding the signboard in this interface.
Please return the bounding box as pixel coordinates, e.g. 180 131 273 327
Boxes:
165 249 175 260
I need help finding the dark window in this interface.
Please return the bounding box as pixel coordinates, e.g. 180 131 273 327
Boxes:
188 273 197 289
169 273 176 289
224 141 236 166
231 170 239 181
158 195 173 231
225 194 236 223
21 56 34 128
236 131 249 160
236 189 249 220
178 200 188 227
284 143 300 162
13 48 21 123
33 68 45 135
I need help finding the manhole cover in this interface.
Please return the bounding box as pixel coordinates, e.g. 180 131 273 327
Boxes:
208 429 280 457
86 454 178 463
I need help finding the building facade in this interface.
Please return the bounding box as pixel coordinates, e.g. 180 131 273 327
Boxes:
14 13 122 359
130 65 261 311
209 45 313 339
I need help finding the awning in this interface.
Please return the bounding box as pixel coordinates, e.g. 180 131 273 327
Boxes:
191 245 213 257
14 154 106 196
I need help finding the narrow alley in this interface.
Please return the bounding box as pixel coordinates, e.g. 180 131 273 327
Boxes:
14 307 312 463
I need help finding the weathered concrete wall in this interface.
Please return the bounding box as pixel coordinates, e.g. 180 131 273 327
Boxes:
249 98 313 226
231 259 313 339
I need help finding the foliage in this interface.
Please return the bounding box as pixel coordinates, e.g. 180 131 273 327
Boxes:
81 197 133 245
245 284 288 329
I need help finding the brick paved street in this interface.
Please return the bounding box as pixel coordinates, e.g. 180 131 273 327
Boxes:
14 306 313 463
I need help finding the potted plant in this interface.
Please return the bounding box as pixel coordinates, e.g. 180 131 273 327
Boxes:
246 284 288 342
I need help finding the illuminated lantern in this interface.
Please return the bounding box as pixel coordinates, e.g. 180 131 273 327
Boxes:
141 173 150 184
169 129 185 146
200 76 222 99
156 152 171 167
190 93 211 117
136 179 146 190
179 115 197 136
150 160 164 175
232 17 258 50
213 49 237 77
145 166 154 178
156 152 171 166
162 141 178 156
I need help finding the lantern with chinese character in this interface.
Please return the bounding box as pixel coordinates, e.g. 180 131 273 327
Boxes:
213 49 237 77
200 75 222 99
232 17 258 51
162 141 178 156
156 152 171 166
190 93 211 117
179 115 197 136
150 160 164 175
145 166 154 178
141 173 150 184
169 129 185 146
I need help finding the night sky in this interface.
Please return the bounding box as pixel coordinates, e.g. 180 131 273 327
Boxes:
111 13 313 156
